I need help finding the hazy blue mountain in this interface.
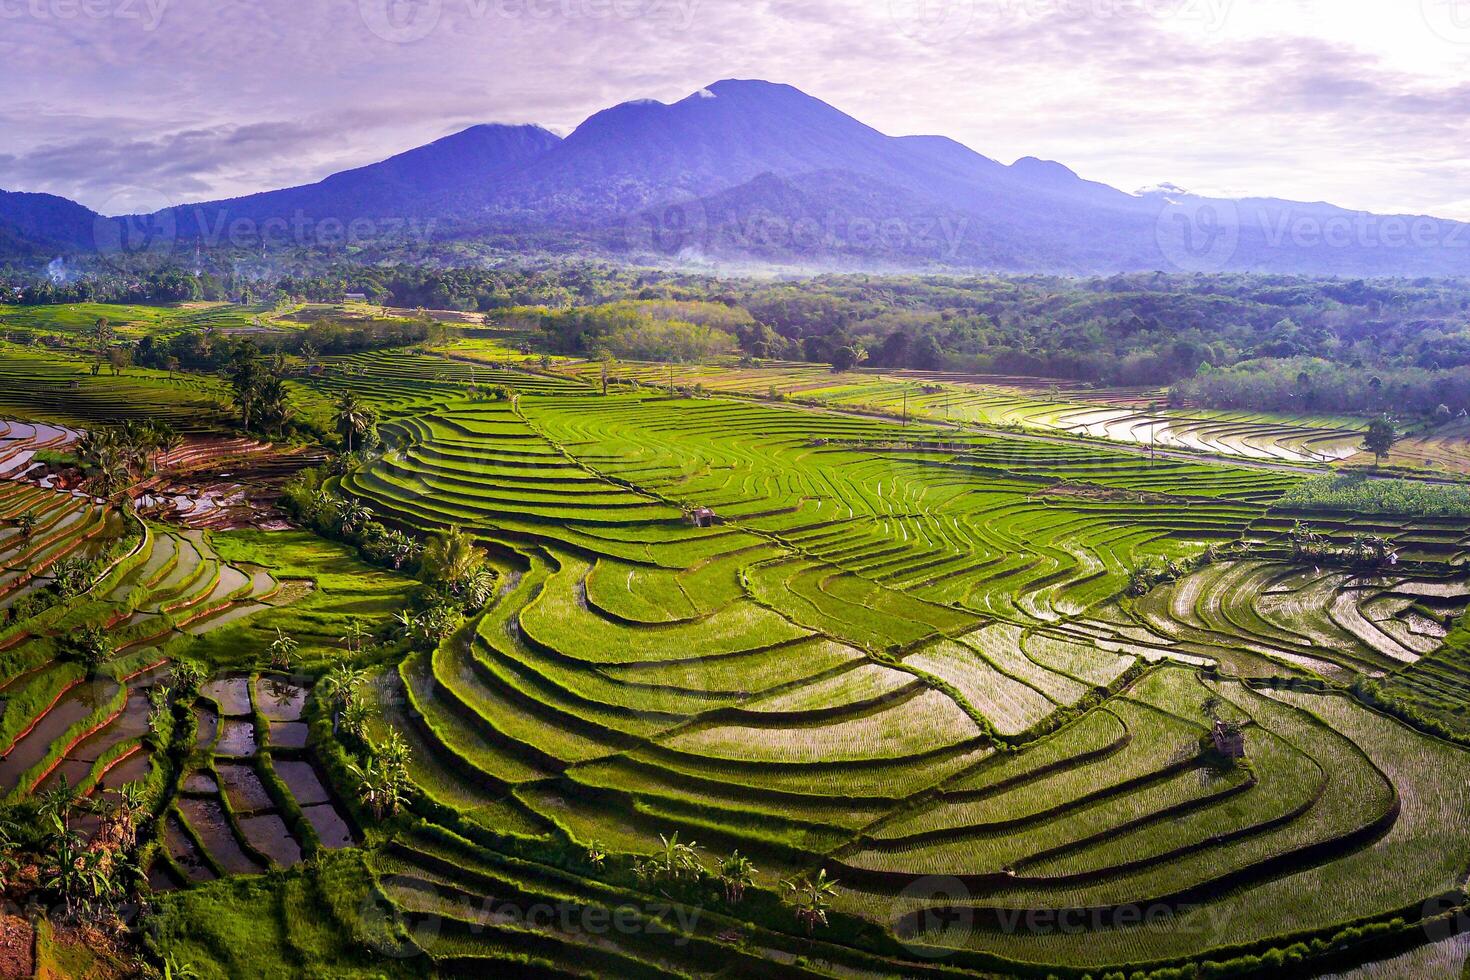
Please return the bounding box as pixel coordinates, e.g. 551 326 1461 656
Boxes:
152 123 562 244
5 79 1470 275
0 190 101 255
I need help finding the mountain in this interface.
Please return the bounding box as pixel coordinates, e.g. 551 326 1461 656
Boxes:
5 79 1470 276
150 123 562 244
0 190 101 255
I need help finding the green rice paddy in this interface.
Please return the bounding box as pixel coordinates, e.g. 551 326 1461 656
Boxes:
1 333 1468 978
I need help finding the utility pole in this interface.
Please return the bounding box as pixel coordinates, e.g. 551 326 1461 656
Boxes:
668 364 675 398
903 387 909 427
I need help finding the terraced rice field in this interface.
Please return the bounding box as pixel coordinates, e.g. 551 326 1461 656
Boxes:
3 340 1467 978
0 501 287 802
0 343 231 432
287 348 1470 974
149 674 358 889
1374 415 1470 476
558 357 1367 465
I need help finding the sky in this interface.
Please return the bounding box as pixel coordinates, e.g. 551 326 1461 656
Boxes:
4 0 1470 219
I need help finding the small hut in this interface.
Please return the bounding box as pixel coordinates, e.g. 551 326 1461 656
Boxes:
688 506 717 529
1212 720 1246 759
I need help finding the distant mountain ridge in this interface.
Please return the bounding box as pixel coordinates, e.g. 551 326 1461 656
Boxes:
5 79 1469 276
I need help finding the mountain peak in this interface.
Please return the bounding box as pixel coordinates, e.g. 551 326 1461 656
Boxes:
1011 156 1079 181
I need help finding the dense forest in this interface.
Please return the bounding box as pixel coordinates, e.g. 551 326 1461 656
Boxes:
7 257 1470 416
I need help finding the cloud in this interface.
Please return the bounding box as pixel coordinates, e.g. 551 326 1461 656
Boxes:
2 0 1469 219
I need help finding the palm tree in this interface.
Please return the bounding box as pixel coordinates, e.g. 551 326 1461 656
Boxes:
333 392 376 454
419 525 487 597
255 376 293 436
228 343 265 431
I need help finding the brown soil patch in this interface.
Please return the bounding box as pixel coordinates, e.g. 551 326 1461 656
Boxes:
0 915 32 979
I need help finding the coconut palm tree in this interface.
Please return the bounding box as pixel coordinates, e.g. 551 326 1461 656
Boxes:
333 392 376 454
255 376 293 436
420 526 490 602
